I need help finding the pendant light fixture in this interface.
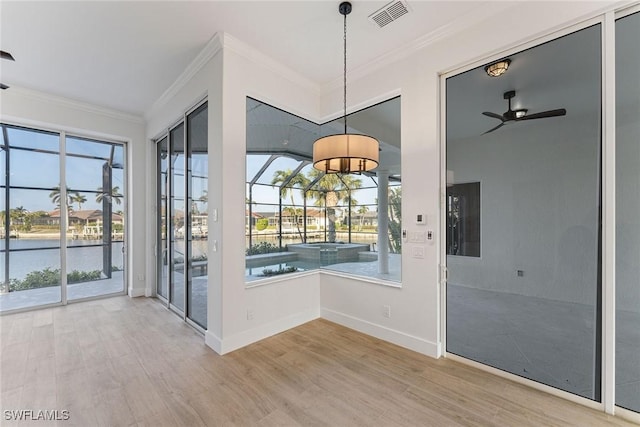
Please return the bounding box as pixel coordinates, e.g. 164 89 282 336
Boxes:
313 2 379 174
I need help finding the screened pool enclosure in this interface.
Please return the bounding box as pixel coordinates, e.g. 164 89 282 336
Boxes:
246 97 401 282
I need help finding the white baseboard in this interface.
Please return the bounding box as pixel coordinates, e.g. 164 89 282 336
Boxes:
205 330 223 355
128 286 146 298
320 307 439 358
206 308 320 355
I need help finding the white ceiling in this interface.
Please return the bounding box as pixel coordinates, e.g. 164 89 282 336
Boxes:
0 0 499 116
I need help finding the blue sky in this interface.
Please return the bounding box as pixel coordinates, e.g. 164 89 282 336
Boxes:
2 126 125 213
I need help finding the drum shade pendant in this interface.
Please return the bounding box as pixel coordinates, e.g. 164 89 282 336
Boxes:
313 2 379 174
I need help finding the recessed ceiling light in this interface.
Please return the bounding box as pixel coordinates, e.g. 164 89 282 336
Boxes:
485 59 511 77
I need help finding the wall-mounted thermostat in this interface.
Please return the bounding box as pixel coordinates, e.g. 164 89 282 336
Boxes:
416 214 426 225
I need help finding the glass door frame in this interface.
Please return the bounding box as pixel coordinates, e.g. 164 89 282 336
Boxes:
0 122 128 315
438 5 637 419
154 97 207 333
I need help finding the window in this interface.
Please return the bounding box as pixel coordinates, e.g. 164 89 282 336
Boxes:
246 97 401 283
0 124 127 313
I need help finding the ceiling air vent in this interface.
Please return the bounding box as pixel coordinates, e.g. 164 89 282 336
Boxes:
369 0 410 28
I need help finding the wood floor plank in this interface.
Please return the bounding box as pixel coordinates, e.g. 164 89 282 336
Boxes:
1 295 637 427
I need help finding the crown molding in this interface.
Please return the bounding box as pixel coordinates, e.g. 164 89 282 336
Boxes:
146 33 224 119
222 33 320 97
5 86 144 124
321 2 517 93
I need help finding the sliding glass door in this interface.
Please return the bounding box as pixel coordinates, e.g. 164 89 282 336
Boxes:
445 25 602 400
0 124 127 313
156 101 208 329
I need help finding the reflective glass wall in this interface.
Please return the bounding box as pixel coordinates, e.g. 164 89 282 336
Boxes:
446 25 602 400
156 101 208 329
615 11 640 413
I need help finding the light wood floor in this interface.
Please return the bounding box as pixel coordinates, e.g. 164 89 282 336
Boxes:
0 296 637 427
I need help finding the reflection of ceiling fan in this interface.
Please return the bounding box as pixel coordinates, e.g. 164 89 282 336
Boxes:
482 90 566 134
1 50 15 90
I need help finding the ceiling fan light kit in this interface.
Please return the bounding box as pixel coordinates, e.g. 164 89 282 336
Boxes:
312 2 379 174
485 59 511 77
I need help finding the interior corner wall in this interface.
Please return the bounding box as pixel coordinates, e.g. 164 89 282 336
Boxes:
145 37 323 355
317 1 616 358
216 42 322 354
0 88 147 298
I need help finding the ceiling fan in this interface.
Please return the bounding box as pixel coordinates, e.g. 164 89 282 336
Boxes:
482 90 566 134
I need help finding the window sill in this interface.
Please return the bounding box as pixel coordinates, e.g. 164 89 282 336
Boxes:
244 269 402 289
319 269 402 289
245 269 318 289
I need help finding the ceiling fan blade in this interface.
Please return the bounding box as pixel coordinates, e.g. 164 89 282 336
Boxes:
482 111 504 121
518 108 566 121
0 51 15 61
483 123 504 134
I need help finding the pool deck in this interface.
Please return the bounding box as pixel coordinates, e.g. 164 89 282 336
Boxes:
0 271 125 312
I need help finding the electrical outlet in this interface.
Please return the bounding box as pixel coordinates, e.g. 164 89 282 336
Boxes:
137 274 144 281
246 309 254 320
383 305 391 318
412 246 425 259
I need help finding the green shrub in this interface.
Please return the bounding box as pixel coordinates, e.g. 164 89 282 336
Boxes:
260 266 298 277
246 241 281 255
9 268 103 292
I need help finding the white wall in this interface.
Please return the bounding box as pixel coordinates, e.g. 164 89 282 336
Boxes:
0 87 147 297
317 1 617 357
212 35 322 354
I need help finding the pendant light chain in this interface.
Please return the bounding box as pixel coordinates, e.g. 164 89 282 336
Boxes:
312 2 379 174
343 10 348 135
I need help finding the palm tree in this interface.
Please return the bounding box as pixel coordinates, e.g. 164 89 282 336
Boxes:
357 205 368 231
9 206 27 232
271 169 310 241
306 170 361 243
49 185 74 209
388 187 402 254
96 186 123 205
49 185 74 230
71 193 87 210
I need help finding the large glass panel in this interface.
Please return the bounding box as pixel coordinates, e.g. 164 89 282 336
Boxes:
157 136 169 299
615 11 640 414
66 136 126 301
245 97 401 282
170 123 185 312
0 125 61 312
187 102 208 328
446 25 602 400
10 149 60 188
